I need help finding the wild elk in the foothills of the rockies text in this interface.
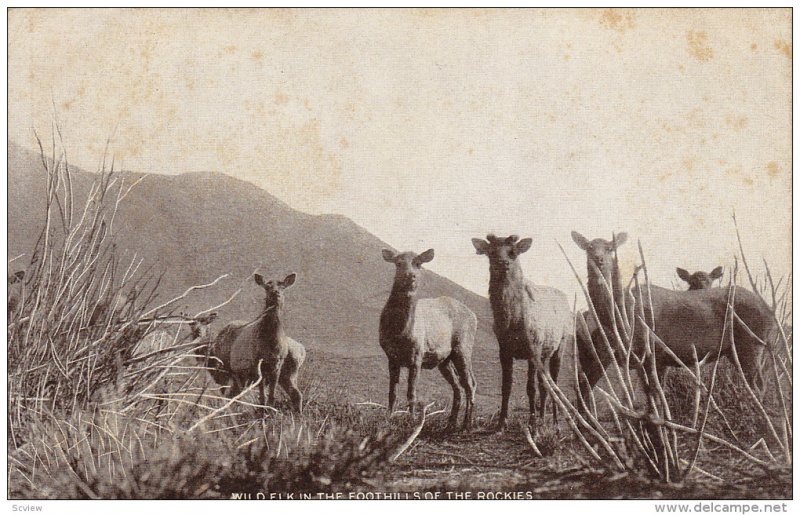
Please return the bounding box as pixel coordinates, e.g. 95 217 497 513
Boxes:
472 235 573 431
379 248 478 430
571 231 777 408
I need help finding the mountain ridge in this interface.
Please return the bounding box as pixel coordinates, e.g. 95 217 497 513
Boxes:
7 140 495 359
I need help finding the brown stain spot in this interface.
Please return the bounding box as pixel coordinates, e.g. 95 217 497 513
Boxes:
563 54 571 61
223 44 237 55
468 147 475 156
751 43 758 52
723 166 755 187
251 50 264 61
682 158 695 173
274 92 289 105
724 166 741 177
687 31 714 61
677 64 686 74
658 172 672 182
724 114 748 130
774 40 792 59
61 100 73 111
339 137 349 149
766 161 781 178
304 98 312 110
686 108 706 129
599 9 636 33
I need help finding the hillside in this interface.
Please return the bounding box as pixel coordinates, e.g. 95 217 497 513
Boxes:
7 140 496 361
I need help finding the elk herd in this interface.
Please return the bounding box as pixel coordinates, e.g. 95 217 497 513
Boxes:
8 230 779 434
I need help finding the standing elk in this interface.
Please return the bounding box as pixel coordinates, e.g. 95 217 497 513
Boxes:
677 266 723 291
472 235 573 431
380 248 477 430
207 273 305 413
571 231 776 404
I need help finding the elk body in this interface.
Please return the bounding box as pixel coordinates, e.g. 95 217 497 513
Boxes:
677 266 723 291
380 248 477 430
472 235 573 430
206 273 305 413
571 231 776 403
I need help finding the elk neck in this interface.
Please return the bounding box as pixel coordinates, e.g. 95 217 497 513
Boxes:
488 260 527 330
256 301 285 342
381 280 418 338
586 256 624 329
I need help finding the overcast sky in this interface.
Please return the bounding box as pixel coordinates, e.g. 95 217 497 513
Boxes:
8 8 792 300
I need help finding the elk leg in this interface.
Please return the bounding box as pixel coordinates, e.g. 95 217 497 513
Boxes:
452 351 476 430
498 354 513 431
537 363 547 424
438 360 461 430
549 350 561 425
388 361 400 414
736 342 766 394
267 359 282 407
576 337 607 418
279 359 303 413
258 363 267 409
526 360 538 422
407 363 420 416
228 377 242 399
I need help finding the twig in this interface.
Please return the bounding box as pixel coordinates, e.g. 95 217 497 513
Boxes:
521 422 543 458
142 274 228 318
389 405 429 462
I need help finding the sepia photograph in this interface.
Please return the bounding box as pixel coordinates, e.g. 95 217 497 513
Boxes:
5 6 793 508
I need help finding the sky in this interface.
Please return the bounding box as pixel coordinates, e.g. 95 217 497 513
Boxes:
8 8 792 301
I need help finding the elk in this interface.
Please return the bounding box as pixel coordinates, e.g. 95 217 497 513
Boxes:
472 235 573 431
677 266 723 291
380 248 477 430
571 231 776 403
187 312 235 389
209 273 305 413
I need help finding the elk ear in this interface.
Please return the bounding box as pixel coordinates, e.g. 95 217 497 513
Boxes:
414 249 435 266
14 270 24 281
710 266 723 280
571 231 590 251
254 273 265 286
471 238 489 255
676 268 691 283
515 238 533 255
612 232 628 249
281 273 297 289
381 249 396 262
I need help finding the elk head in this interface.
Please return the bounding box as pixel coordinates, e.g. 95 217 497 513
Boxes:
254 273 297 310
676 266 723 290
382 248 434 293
